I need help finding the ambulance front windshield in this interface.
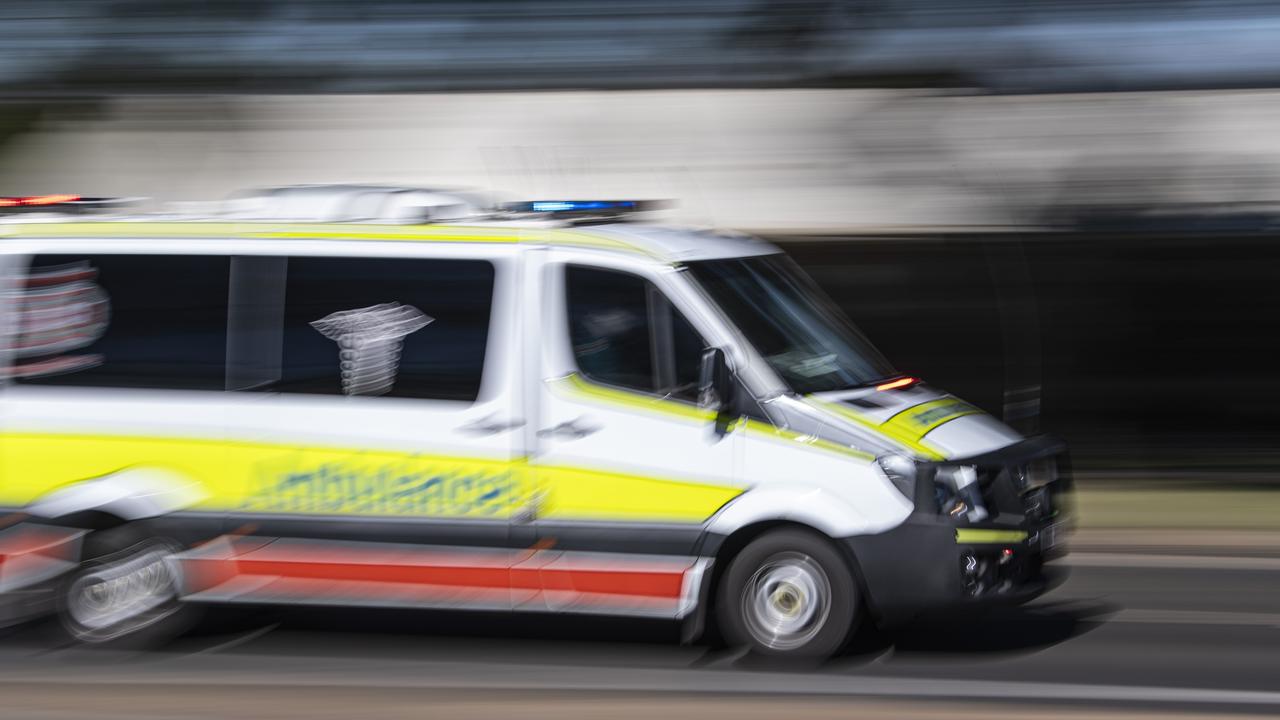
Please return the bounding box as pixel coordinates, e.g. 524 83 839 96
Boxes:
686 254 897 394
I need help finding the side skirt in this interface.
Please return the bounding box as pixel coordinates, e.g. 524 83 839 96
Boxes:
172 535 712 620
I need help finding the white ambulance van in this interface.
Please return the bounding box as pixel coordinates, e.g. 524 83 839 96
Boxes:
0 188 1071 658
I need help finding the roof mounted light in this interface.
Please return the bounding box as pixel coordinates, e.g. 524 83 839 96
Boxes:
876 376 919 391
505 200 668 215
1 196 140 215
20 194 81 206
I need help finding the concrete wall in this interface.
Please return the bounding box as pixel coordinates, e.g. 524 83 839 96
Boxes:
5 89 1280 231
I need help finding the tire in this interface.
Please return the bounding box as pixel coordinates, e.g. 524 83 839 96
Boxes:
57 523 196 646
715 528 859 659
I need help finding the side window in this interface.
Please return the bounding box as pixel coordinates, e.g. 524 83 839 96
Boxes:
670 311 706 402
565 267 653 392
565 265 707 402
275 257 494 401
13 254 230 390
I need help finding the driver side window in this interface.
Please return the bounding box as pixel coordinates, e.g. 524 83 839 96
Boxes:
565 265 706 403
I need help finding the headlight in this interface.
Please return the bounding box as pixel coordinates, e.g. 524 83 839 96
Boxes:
1022 457 1057 489
1017 457 1062 520
881 455 991 521
876 454 917 504
934 465 989 522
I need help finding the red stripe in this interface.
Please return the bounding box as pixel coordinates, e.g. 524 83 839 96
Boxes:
235 559 683 599
236 559 512 589
178 539 690 603
529 567 684 599
249 577 513 605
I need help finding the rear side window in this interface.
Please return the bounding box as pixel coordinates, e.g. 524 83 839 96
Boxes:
9 253 495 402
565 265 707 402
12 254 230 390
273 257 494 401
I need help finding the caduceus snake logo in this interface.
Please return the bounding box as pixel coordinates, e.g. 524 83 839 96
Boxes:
310 303 433 396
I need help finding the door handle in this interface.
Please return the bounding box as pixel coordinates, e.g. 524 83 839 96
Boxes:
536 417 601 440
456 415 525 436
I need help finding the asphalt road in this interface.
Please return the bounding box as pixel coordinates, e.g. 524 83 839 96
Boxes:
0 554 1276 719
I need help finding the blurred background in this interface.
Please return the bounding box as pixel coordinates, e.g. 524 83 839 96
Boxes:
1 2 1278 718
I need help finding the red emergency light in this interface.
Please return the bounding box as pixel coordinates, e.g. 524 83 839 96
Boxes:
20 194 81 206
0 195 83 207
876 376 919 391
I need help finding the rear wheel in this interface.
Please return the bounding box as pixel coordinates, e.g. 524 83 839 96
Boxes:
715 529 859 659
58 524 193 646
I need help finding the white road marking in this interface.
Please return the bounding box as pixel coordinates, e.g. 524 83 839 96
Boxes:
1108 608 1280 628
4 660 1280 708
1059 553 1280 571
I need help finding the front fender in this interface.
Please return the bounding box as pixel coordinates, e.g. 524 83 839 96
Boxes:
704 484 911 539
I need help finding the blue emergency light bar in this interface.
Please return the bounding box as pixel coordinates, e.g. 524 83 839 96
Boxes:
506 200 666 214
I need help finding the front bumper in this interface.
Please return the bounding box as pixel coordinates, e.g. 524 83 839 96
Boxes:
845 435 1072 626
843 516 1066 626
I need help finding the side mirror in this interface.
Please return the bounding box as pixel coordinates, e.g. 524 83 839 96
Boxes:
698 347 737 436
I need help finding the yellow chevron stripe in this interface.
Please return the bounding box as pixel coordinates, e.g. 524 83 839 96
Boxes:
0 431 735 524
808 397 947 460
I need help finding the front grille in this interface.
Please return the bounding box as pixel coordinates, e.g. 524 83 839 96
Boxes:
970 454 1067 523
927 436 1072 525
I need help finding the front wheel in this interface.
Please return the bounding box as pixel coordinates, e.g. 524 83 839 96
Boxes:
715 529 859 659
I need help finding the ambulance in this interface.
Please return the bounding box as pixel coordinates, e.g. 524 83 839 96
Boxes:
0 187 1071 658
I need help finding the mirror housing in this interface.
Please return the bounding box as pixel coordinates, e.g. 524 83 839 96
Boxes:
698 347 737 436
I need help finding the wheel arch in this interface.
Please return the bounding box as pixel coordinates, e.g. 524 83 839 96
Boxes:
686 518 875 644
24 467 206 524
